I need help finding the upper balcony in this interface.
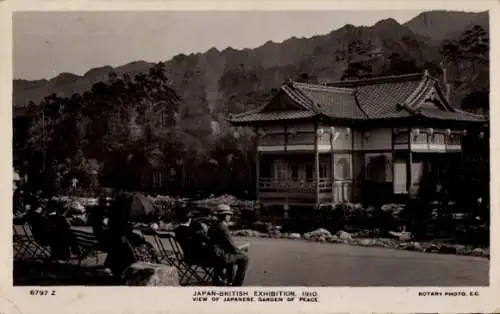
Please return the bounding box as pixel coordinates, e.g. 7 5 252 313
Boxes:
393 128 463 152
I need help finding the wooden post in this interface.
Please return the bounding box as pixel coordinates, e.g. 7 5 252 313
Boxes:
391 128 395 196
406 129 413 195
255 126 260 204
331 126 335 204
314 120 320 208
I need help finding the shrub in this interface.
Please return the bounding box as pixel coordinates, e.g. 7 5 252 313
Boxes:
251 221 274 233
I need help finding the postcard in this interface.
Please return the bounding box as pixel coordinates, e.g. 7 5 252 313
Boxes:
2 0 499 313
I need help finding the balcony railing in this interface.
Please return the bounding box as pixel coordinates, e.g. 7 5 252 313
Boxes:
259 178 352 193
259 178 332 193
411 132 462 151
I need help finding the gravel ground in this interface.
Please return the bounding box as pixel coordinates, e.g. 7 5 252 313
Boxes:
237 237 489 286
14 236 488 286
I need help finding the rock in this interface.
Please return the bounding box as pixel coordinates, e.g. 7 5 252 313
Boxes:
425 244 440 253
439 245 457 254
471 248 488 257
375 238 397 248
410 242 423 252
124 262 179 286
269 230 281 238
359 239 375 246
353 230 370 238
336 230 352 241
389 231 412 241
454 245 469 255
232 229 263 237
289 233 301 239
327 235 341 243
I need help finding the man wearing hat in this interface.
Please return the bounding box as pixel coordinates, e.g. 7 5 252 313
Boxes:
208 203 249 286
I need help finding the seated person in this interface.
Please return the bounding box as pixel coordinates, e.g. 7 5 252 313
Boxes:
104 193 159 281
46 201 79 261
24 204 51 247
174 211 212 266
208 204 249 286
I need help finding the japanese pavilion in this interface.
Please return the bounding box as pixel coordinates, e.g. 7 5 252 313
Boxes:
228 72 486 211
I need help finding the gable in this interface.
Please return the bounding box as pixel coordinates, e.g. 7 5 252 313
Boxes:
414 83 454 112
261 89 308 112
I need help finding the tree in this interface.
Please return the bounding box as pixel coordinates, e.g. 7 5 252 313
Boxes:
341 61 373 80
381 53 421 76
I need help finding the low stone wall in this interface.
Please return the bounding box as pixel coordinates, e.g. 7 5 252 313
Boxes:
124 262 179 286
231 229 490 258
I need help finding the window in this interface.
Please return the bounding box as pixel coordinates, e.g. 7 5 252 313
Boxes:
393 129 409 144
334 154 352 180
152 172 163 188
393 160 407 193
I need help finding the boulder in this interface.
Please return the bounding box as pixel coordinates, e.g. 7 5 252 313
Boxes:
425 244 441 253
124 262 179 286
327 235 342 243
439 245 457 254
316 236 327 242
353 230 370 238
269 230 281 238
375 238 397 248
359 239 375 246
336 230 353 241
288 233 301 239
471 248 489 257
388 231 412 241
454 245 469 255
409 242 423 252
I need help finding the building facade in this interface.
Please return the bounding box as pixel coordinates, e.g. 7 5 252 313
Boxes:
228 72 486 211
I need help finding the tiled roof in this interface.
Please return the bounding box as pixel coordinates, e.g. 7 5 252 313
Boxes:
228 73 487 124
327 73 426 119
228 110 316 123
418 108 486 122
291 82 367 119
229 81 365 123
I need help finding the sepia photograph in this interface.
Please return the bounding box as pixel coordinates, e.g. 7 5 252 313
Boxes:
12 8 490 290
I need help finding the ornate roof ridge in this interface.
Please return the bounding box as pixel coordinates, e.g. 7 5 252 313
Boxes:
403 75 433 108
326 72 424 87
291 81 356 95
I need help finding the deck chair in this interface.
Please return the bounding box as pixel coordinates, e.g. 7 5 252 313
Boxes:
71 229 106 266
13 222 51 261
152 231 227 286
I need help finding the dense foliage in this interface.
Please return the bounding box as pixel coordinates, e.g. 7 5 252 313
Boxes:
16 63 256 198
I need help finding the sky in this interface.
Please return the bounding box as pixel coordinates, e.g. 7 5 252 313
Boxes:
14 10 431 80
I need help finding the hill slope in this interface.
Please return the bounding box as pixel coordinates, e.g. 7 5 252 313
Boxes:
13 10 489 114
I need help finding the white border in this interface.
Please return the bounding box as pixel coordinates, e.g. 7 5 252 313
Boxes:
1 1 499 313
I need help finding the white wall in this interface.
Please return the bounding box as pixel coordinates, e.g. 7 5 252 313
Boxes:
362 128 392 150
331 126 352 151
